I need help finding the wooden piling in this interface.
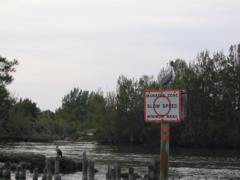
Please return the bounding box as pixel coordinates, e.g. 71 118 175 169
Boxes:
2 161 11 179
54 174 61 180
148 164 155 180
33 168 38 180
82 151 88 180
114 163 121 180
55 156 60 174
46 159 53 180
110 168 115 180
15 166 20 179
54 156 61 180
128 167 135 180
88 160 94 180
19 162 27 179
105 165 111 180
106 171 111 180
42 167 47 180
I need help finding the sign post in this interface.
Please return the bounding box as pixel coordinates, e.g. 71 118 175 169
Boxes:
144 89 182 180
160 122 170 180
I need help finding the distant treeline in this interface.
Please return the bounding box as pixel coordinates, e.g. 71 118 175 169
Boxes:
0 44 240 148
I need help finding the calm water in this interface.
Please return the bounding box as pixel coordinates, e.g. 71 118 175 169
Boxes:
0 141 240 179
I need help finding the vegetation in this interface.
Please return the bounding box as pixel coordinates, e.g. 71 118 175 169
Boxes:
1 44 240 148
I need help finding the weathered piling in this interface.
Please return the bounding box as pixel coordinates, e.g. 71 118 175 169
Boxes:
106 172 111 180
88 160 94 180
148 164 155 180
105 163 121 180
33 168 38 180
19 162 27 179
46 159 53 180
15 166 20 179
105 165 111 180
15 162 27 179
54 156 60 174
114 163 121 180
128 167 135 180
42 167 47 180
110 168 115 179
2 161 11 179
54 156 61 180
82 151 88 180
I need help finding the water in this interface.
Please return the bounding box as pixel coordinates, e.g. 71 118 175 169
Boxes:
0 141 240 179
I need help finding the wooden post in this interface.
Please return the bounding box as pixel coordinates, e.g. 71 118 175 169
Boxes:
110 168 115 180
46 159 53 180
88 160 94 180
148 164 155 180
2 161 11 179
106 172 111 180
54 156 61 180
55 156 60 174
33 168 38 180
128 167 135 180
19 162 27 179
105 165 111 180
15 166 20 178
82 151 88 180
42 167 47 180
114 163 121 180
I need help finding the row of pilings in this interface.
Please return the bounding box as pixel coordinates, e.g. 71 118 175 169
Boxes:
0 152 92 180
0 151 160 180
0 156 61 180
0 161 37 179
105 159 160 180
42 156 61 180
82 151 161 180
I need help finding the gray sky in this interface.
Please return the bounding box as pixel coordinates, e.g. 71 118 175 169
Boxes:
1 0 239 112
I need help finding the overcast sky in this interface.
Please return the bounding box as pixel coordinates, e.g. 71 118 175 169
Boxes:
1 0 239 112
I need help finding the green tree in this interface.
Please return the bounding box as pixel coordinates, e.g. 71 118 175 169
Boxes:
0 56 18 86
100 75 160 144
4 98 40 140
6 107 32 140
59 88 90 123
94 91 117 143
14 98 41 121
113 75 138 143
168 44 240 147
0 56 18 133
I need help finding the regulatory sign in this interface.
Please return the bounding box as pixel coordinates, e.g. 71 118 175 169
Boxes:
144 90 181 122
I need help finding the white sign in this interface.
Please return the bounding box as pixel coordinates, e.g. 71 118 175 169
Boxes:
144 90 181 122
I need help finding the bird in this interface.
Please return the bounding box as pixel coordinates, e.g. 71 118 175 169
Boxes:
160 61 174 89
56 146 63 158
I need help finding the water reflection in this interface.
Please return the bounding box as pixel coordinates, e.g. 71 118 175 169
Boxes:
0 142 240 179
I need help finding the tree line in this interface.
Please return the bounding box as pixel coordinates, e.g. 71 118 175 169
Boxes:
0 43 240 148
